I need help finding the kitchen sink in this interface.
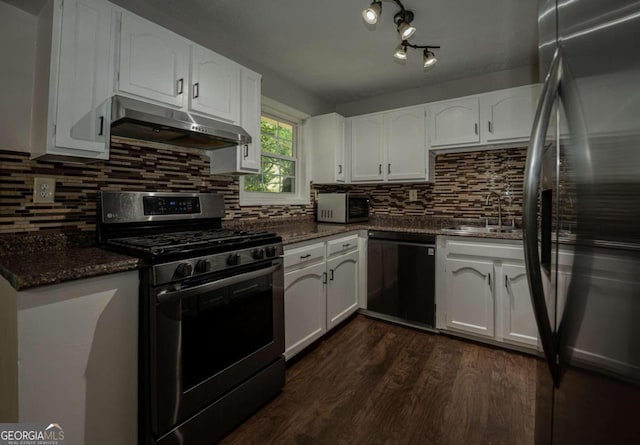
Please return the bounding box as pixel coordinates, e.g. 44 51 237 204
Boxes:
441 225 522 235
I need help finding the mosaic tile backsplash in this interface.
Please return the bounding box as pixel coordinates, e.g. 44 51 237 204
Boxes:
0 139 526 234
316 147 527 223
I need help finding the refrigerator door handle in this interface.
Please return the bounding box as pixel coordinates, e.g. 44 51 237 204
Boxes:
523 47 562 386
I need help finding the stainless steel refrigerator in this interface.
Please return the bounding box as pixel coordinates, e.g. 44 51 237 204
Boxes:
524 0 640 443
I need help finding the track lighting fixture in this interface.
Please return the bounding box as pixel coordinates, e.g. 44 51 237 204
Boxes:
361 0 440 69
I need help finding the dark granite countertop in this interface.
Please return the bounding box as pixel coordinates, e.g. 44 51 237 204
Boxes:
1 216 523 291
0 232 141 291
226 216 523 246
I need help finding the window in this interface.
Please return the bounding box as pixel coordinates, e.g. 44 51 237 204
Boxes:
244 115 296 193
240 97 309 206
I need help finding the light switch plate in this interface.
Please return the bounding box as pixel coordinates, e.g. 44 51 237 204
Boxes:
408 189 418 202
33 177 56 204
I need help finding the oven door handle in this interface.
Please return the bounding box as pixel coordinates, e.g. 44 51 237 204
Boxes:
156 262 282 304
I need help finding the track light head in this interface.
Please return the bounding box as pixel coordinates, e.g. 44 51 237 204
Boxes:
423 49 438 68
362 1 382 25
394 10 416 40
398 20 416 40
393 43 408 60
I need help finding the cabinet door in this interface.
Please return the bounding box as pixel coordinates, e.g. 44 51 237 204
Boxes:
350 114 384 182
429 97 480 147
308 113 345 183
284 262 326 360
481 85 540 143
190 45 240 124
54 0 113 157
384 106 427 181
327 250 359 330
501 263 537 347
239 68 261 171
118 12 188 108
444 257 494 337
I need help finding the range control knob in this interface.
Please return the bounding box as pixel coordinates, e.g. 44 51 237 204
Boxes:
175 262 193 278
251 248 265 260
265 246 277 258
194 259 211 274
226 254 240 266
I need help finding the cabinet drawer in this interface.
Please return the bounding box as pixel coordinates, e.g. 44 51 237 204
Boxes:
327 234 359 257
284 242 325 270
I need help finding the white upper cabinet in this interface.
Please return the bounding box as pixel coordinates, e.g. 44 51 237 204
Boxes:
350 113 384 182
32 0 115 161
208 67 261 175
429 97 480 148
239 67 261 171
383 105 428 181
308 112 346 184
189 45 240 124
480 84 541 144
117 12 188 108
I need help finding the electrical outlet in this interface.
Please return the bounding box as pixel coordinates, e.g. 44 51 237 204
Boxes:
408 189 418 202
33 177 56 204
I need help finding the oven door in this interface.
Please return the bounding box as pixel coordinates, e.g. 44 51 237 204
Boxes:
150 258 284 436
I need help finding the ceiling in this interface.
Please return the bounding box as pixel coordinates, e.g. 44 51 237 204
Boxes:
6 0 539 106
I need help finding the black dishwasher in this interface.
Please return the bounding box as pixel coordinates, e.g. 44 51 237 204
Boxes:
365 231 436 329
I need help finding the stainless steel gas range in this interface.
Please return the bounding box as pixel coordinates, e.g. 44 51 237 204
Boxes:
97 191 285 445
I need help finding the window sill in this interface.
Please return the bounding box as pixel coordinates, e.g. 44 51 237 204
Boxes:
239 192 310 206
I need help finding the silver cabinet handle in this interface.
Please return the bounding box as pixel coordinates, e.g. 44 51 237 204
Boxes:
488 121 493 133
378 164 382 175
342 243 351 248
488 273 492 293
98 116 104 136
300 254 311 259
338 164 342 174
177 78 184 95
243 144 249 158
387 163 391 174
505 274 509 289
193 82 200 98
322 272 327 284
329 269 334 281
523 47 563 385
474 123 478 135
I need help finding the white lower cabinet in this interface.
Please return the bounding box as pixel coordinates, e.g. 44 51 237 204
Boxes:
283 234 360 360
0 271 139 445
284 261 326 361
437 237 537 351
501 263 537 347
327 250 359 330
444 257 495 338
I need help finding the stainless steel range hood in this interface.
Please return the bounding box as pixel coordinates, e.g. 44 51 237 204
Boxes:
108 95 251 149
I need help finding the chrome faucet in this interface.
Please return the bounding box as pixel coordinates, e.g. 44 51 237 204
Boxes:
485 191 502 232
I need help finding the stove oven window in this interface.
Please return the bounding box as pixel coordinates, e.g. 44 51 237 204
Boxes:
180 272 274 390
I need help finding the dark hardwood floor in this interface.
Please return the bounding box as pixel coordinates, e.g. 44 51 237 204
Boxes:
221 315 536 445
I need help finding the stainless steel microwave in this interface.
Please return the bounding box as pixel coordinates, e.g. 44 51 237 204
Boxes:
317 193 370 223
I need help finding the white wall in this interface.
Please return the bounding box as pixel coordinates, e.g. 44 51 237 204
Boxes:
335 65 539 117
0 1 38 152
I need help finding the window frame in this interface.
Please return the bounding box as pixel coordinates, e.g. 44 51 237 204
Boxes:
239 97 310 206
